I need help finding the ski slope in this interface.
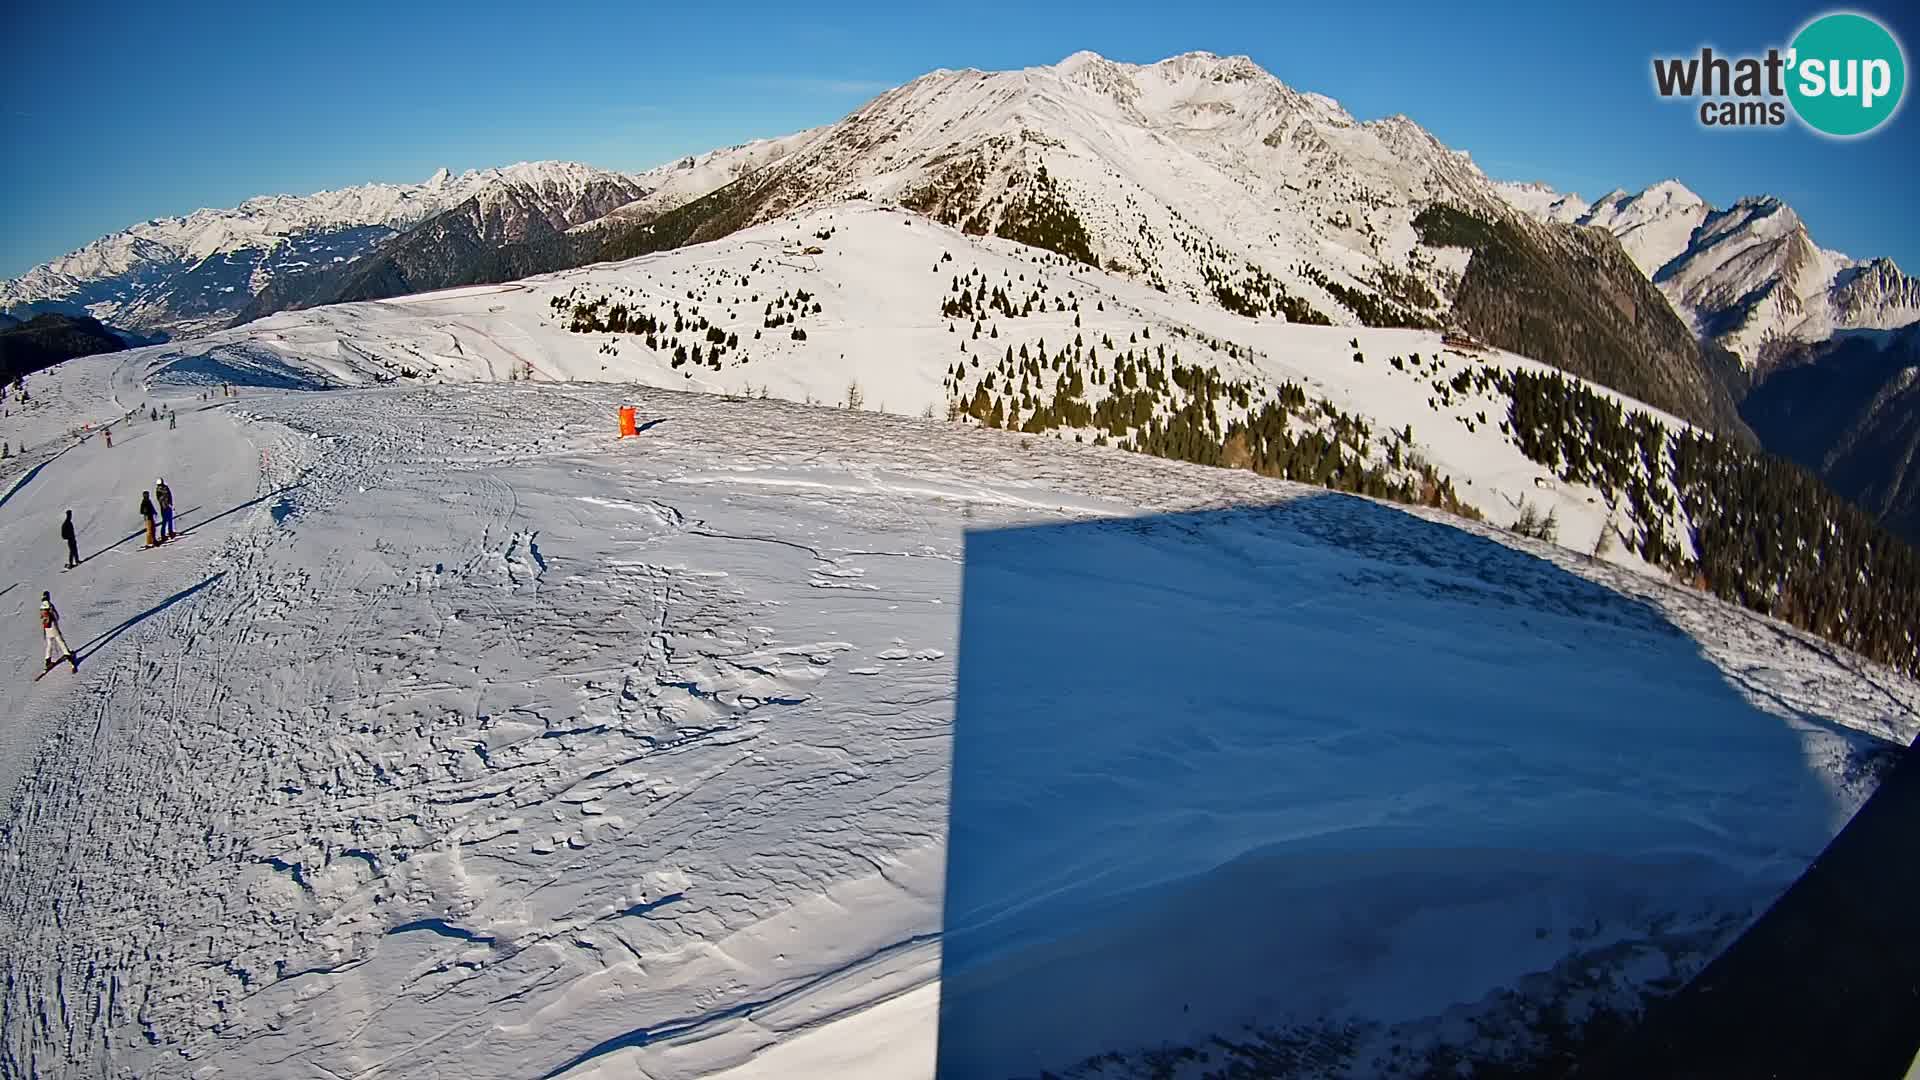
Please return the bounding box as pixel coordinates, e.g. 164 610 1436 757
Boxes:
97 203 1697 572
1 346 1916 1078
0 361 268 800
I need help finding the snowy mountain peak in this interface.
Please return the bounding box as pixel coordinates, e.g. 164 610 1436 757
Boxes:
642 48 1541 341
426 167 452 188
1501 178 1917 363
1583 180 1702 216
1055 49 1112 71
1491 181 1591 224
1040 49 1282 110
1048 50 1142 101
1641 179 1705 208
1149 50 1266 80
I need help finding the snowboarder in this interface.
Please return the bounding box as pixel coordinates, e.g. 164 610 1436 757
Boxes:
154 478 175 541
60 510 78 569
40 592 76 673
150 407 158 422
139 491 159 548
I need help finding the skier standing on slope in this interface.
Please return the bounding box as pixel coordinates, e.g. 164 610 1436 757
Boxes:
102 426 112 448
139 491 159 548
154 478 175 541
168 409 176 430
60 510 78 569
40 593 76 672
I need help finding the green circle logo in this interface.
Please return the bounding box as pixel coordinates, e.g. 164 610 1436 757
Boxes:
1787 12 1906 136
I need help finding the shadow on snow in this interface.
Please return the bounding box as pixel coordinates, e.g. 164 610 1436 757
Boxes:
75 573 224 662
935 492 1888 1078
178 486 300 538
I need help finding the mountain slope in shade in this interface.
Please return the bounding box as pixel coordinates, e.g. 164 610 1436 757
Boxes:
1427 205 1750 440
1740 325 1920 547
1500 179 1920 365
0 313 128 383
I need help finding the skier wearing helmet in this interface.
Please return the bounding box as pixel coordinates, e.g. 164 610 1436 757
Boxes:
39 592 76 673
154 478 175 541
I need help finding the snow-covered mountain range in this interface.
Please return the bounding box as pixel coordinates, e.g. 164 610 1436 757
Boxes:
0 162 650 337
7 50 1918 417
1497 179 1920 365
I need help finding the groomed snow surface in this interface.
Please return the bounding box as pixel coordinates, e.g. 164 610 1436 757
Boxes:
1 346 1917 1079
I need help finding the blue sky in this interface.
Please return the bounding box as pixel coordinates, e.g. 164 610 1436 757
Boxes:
3 0 1916 277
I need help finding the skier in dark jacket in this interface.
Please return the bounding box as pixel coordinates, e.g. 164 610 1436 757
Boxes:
154 478 175 541
139 491 159 548
60 510 78 568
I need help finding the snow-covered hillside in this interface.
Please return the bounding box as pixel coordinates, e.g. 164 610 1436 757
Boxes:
1 343 1915 1079
572 131 825 235
1500 179 1920 364
90 203 1707 573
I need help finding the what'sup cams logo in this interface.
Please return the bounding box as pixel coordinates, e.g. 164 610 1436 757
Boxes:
1653 11 1907 136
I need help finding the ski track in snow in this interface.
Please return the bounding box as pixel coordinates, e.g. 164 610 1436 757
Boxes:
0 350 1916 1079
